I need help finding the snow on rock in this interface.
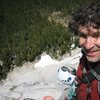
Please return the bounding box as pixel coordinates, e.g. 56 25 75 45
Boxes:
0 48 82 100
7 62 42 85
34 54 59 69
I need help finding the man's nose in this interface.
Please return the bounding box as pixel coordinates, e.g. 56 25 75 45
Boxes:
84 36 95 49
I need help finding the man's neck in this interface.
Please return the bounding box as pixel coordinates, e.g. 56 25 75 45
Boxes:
88 61 100 68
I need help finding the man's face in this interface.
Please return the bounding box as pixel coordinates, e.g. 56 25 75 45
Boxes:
78 26 100 63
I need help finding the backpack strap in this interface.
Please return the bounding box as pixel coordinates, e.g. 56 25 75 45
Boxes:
90 69 100 81
81 66 100 95
81 65 100 99
90 69 100 95
98 81 100 95
82 65 100 83
86 83 92 100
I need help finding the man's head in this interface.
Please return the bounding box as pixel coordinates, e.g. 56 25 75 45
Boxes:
69 3 100 63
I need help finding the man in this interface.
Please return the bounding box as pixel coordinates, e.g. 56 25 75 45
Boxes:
69 2 100 100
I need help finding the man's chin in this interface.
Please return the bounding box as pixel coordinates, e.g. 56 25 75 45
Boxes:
86 56 100 63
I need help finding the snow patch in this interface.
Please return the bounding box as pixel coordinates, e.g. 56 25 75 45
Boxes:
34 54 59 69
0 48 82 100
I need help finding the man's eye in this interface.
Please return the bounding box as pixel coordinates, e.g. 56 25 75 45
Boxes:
79 33 87 38
92 34 98 38
92 33 100 38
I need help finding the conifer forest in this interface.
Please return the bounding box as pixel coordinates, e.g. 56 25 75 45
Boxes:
0 0 99 80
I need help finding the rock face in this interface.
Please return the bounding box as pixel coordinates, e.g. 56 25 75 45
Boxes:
48 11 70 28
0 48 82 100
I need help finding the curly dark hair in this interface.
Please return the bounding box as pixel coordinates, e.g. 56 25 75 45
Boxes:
69 2 100 34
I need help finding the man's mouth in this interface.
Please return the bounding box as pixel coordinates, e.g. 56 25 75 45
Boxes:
86 50 99 57
86 51 96 57
82 46 100 57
